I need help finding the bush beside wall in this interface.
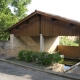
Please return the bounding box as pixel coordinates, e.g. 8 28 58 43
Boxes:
18 50 63 65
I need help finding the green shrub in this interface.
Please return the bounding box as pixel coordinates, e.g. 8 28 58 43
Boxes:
18 50 26 60
36 52 47 64
18 50 63 65
52 53 62 63
41 53 53 65
31 52 39 62
24 51 33 62
34 52 63 65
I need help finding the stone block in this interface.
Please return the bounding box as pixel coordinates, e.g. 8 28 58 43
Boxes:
52 63 64 73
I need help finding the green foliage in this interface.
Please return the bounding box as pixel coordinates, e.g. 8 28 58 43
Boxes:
18 50 63 65
38 52 53 65
24 51 33 62
11 0 31 20
60 36 79 46
36 52 47 64
18 50 26 60
0 0 31 41
31 52 39 62
0 12 18 41
51 53 62 63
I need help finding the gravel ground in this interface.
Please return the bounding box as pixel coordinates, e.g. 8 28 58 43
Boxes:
0 61 72 80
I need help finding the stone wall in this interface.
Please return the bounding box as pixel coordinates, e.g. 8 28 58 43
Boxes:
0 34 59 57
0 41 11 55
10 35 40 56
11 35 59 56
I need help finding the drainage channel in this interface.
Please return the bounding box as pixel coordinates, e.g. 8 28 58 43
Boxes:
63 58 80 72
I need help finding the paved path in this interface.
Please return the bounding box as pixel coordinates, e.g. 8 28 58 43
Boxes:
0 61 72 80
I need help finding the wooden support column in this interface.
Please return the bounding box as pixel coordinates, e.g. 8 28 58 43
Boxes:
40 34 44 52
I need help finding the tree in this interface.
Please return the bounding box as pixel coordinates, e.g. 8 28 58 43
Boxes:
0 0 31 41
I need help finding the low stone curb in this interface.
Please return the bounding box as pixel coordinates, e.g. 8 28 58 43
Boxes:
0 59 80 80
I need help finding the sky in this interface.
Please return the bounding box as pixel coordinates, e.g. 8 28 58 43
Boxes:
27 0 80 22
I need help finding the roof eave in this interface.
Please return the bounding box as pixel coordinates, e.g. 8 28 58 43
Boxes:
7 10 80 32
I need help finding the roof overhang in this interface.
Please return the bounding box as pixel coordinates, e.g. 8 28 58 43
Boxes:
7 10 80 32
